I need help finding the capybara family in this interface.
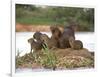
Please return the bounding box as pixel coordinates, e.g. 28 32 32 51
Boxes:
28 24 83 51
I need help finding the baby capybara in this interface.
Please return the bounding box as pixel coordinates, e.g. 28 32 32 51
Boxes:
69 36 83 50
33 31 43 42
28 38 43 52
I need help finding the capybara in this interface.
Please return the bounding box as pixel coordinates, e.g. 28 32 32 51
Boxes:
33 31 43 42
41 34 58 49
50 26 62 48
59 25 76 48
28 38 43 52
69 36 83 50
50 26 62 39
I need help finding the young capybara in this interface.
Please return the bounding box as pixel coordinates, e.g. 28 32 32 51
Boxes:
33 31 43 42
28 38 43 52
69 36 83 50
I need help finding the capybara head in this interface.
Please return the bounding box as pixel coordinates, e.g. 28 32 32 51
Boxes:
50 26 62 39
33 31 42 41
41 34 49 43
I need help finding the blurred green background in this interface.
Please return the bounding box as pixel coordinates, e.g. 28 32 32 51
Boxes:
16 4 94 32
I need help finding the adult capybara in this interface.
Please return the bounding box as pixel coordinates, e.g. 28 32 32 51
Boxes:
59 25 76 49
50 26 62 39
28 38 43 52
41 34 58 49
69 36 83 50
50 26 62 48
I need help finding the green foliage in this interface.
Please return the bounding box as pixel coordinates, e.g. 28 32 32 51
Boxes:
16 50 23 68
16 49 94 69
16 17 57 25
39 44 57 70
16 4 94 31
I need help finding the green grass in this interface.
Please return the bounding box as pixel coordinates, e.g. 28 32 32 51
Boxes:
16 49 94 69
16 17 58 25
39 45 57 70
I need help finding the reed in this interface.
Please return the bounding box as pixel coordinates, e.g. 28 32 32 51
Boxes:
39 44 57 70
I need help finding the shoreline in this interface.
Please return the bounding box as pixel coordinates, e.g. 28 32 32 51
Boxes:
16 23 63 32
16 23 54 32
16 23 94 32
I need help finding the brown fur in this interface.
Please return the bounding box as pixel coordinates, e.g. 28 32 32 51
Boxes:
59 26 75 48
69 36 83 50
28 38 43 52
50 26 62 39
41 34 58 49
33 31 43 42
50 26 62 48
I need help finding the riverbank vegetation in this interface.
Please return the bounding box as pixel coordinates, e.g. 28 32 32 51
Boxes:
16 4 94 32
16 48 94 70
